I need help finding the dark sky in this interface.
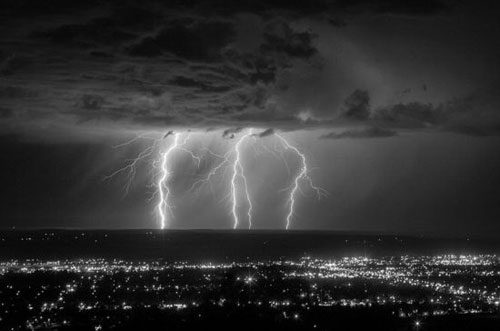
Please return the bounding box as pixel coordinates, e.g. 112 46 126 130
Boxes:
1 0 500 235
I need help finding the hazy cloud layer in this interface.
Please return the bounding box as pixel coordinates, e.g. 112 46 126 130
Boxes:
1 0 499 139
321 126 397 139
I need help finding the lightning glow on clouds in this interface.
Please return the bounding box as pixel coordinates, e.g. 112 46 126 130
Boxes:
109 129 326 230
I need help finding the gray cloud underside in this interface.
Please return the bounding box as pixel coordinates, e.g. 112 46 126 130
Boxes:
321 126 397 139
1 0 499 139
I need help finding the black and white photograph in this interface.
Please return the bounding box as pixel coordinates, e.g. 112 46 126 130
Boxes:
1 0 500 330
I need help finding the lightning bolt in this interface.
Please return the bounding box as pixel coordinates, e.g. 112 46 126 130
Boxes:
189 129 255 229
189 149 232 196
107 131 203 230
103 132 162 196
230 129 254 229
156 132 204 229
108 129 328 231
276 134 328 230
156 133 180 230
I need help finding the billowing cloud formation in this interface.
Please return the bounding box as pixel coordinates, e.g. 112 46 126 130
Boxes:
342 90 370 120
222 127 243 139
127 20 235 60
371 85 500 136
253 128 275 138
1 0 500 139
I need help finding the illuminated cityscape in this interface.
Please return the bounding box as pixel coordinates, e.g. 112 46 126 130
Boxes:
1 231 500 330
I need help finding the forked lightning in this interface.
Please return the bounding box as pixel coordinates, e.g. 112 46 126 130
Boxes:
108 129 326 229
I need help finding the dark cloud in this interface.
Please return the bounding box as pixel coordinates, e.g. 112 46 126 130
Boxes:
0 0 494 139
0 86 38 98
0 107 13 119
0 54 30 76
253 128 275 138
373 102 438 128
35 18 137 48
335 0 449 16
367 83 500 136
0 0 450 18
260 21 317 59
222 127 243 139
169 76 233 93
108 6 163 30
249 70 276 85
163 130 174 138
128 20 235 61
80 94 105 110
321 126 397 139
439 86 500 136
342 90 370 120
89 51 114 58
375 0 449 15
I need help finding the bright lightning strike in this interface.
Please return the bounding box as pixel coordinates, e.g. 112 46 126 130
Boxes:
107 131 203 230
156 133 180 230
189 129 255 229
156 132 205 229
276 134 328 230
230 129 254 229
108 128 328 230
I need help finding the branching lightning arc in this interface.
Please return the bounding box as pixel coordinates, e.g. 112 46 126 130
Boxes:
275 134 328 230
156 133 179 230
107 129 327 230
230 128 253 229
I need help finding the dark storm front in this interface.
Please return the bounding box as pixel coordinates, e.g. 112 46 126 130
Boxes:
1 231 500 330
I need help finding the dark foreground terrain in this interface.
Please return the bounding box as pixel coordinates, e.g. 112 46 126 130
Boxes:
0 230 499 330
1 230 500 261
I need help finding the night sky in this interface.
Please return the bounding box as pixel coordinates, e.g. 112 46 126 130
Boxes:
1 0 500 235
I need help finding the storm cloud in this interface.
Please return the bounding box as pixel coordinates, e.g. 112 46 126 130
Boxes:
2 0 500 235
0 0 499 139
